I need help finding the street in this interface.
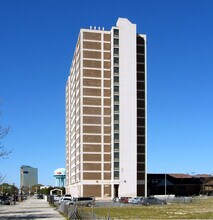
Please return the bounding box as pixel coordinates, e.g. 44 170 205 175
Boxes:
0 196 65 220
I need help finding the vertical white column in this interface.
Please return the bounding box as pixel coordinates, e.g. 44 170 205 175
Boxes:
116 18 137 197
80 30 83 197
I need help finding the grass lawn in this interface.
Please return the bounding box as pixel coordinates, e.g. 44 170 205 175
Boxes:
81 197 213 219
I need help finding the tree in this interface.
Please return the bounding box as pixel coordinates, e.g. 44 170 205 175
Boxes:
0 110 12 182
0 183 18 196
0 125 11 158
40 186 54 195
31 184 43 194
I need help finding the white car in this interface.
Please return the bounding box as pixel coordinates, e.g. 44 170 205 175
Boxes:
128 197 134 203
132 197 144 204
54 195 61 201
69 197 95 207
60 194 72 203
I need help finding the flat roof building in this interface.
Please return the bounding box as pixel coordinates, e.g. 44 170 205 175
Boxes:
20 165 38 189
65 18 147 199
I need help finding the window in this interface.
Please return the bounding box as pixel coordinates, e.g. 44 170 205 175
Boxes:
114 95 119 102
114 124 119 131
114 76 119 83
114 152 119 158
114 171 119 179
114 105 119 112
114 133 119 140
114 162 119 169
137 46 144 54
114 67 119 74
114 48 119 55
114 86 119 93
114 57 119 64
114 143 119 150
114 29 119 36
114 38 119 46
114 114 119 121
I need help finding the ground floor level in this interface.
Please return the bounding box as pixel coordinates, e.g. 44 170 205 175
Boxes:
66 182 146 199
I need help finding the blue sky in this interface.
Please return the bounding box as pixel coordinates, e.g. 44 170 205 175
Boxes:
0 0 213 187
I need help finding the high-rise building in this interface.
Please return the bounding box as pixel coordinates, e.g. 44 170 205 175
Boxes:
20 165 38 189
65 18 147 199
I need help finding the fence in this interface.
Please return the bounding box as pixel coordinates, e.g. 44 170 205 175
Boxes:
58 202 105 220
57 197 204 219
166 197 192 203
154 195 192 204
59 202 82 219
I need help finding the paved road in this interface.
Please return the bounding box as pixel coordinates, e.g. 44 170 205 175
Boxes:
0 196 65 220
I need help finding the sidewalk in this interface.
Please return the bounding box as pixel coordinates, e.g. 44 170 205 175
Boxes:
0 196 65 220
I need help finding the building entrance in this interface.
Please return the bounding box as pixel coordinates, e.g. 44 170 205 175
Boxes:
114 184 119 197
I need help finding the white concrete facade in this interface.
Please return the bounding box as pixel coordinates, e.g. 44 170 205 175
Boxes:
116 18 137 197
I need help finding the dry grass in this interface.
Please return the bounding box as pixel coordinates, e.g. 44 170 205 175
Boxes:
81 197 213 219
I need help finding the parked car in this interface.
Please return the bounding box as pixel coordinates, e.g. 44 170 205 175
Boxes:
53 195 61 201
120 197 132 203
62 197 72 203
0 196 11 205
132 197 144 204
128 197 134 203
112 197 120 202
37 194 43 199
59 194 72 204
69 197 95 207
64 194 72 198
142 197 167 205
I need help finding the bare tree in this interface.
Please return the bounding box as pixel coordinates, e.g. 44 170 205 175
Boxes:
0 110 12 182
0 126 11 158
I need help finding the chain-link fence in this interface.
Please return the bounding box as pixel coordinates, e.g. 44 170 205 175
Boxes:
165 196 192 203
56 197 203 219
